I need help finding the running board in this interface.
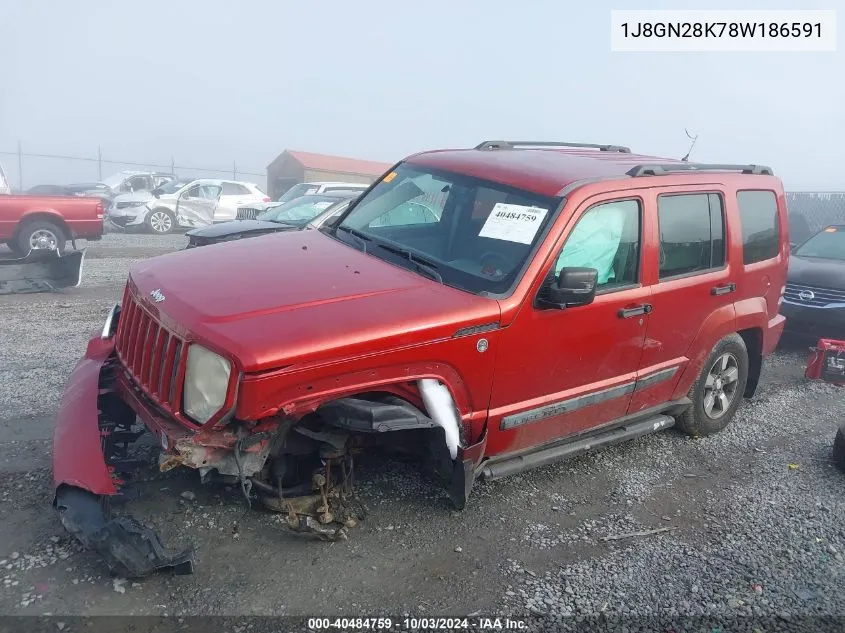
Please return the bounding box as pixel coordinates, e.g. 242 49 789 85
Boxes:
480 414 675 481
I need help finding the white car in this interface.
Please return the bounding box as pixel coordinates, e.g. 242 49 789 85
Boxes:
108 178 270 233
0 162 10 194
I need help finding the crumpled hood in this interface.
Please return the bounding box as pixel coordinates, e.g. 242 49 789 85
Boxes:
788 255 845 289
186 219 294 239
112 191 155 206
127 230 500 372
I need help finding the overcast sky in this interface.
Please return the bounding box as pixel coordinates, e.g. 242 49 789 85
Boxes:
1 0 842 190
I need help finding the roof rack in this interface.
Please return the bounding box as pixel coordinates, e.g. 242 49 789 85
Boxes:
475 140 632 153
627 163 774 177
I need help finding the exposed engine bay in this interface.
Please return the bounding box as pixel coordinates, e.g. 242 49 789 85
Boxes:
167 390 463 541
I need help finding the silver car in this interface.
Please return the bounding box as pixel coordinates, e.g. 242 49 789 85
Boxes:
109 178 227 234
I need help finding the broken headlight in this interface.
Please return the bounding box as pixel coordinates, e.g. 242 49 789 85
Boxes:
183 344 231 424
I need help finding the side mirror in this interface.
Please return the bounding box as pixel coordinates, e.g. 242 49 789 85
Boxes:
538 267 598 309
152 188 162 198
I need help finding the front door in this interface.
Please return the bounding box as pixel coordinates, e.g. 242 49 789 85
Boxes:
176 184 222 227
487 195 651 456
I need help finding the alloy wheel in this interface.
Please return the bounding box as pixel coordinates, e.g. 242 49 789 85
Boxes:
29 229 59 250
703 353 740 419
150 211 172 233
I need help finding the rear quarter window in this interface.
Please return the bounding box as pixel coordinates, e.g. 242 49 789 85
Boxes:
737 190 780 264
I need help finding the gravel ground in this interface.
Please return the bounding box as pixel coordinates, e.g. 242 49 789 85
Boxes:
0 232 843 631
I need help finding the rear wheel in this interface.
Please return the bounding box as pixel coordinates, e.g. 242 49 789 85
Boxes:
675 334 749 437
16 220 66 255
146 208 176 234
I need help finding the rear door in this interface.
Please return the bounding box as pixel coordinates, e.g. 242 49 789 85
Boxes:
216 182 258 221
628 186 736 414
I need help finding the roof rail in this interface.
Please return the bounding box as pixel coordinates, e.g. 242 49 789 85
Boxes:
475 140 632 153
627 163 774 177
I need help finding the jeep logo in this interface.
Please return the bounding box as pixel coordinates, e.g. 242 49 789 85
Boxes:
150 289 166 303
798 290 815 301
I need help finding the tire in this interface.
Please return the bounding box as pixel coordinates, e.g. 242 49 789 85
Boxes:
675 333 749 437
146 208 176 234
5 240 25 256
16 219 66 255
833 425 845 472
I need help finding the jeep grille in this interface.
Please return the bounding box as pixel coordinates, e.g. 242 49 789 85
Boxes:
114 286 186 415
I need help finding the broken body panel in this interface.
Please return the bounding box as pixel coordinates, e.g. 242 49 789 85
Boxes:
0 249 85 294
52 144 788 576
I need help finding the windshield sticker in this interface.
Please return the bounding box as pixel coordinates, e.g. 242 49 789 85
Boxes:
383 171 397 183
478 203 548 245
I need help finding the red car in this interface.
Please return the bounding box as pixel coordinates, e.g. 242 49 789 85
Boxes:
52 140 789 577
0 194 104 293
0 194 104 253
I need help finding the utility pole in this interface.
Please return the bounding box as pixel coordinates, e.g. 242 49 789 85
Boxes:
171 155 175 175
233 160 237 180
17 141 22 190
98 146 103 180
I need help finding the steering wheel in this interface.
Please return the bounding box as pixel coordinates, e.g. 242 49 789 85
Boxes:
478 251 510 274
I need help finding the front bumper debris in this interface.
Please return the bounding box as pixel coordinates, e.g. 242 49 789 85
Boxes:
55 486 193 578
0 249 85 295
52 336 194 578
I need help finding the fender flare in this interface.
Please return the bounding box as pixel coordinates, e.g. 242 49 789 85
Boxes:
235 361 475 423
670 304 738 400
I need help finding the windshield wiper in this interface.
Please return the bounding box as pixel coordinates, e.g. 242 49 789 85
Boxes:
373 242 444 284
336 225 370 253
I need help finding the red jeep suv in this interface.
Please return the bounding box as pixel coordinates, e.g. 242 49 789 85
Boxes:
52 140 789 577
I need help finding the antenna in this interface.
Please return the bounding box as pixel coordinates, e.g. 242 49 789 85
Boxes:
681 128 699 162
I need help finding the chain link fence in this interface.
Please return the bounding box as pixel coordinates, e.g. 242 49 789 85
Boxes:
786 192 845 243
0 144 267 192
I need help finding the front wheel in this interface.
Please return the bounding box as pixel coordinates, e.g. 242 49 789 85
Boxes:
675 334 749 437
146 208 176 234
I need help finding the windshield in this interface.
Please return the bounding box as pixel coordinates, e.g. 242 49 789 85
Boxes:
334 163 561 296
158 180 192 195
257 195 341 225
277 183 319 203
795 227 845 261
100 172 133 188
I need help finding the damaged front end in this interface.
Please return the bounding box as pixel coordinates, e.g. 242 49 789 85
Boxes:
54 314 487 577
0 248 85 295
52 335 194 578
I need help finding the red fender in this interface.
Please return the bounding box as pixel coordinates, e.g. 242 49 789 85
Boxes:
52 336 117 496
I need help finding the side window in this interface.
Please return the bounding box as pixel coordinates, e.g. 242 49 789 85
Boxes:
199 185 221 200
737 190 780 264
183 185 200 198
658 193 725 279
221 182 250 195
554 199 641 290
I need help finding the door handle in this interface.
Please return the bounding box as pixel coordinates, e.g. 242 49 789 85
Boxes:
711 283 736 296
618 303 653 318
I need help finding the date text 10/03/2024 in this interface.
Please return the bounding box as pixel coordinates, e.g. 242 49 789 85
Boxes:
307 617 529 631
620 21 823 39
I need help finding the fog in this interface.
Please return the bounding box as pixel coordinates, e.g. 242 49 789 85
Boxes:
1 0 842 191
